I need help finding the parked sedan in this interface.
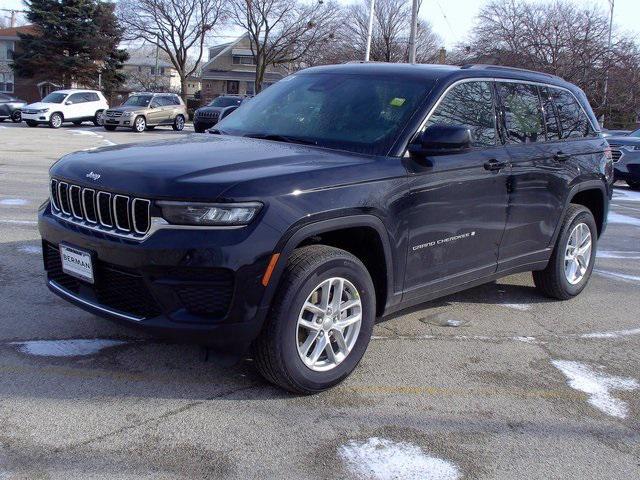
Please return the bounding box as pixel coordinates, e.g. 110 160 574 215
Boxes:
0 93 26 123
193 95 246 133
608 128 640 190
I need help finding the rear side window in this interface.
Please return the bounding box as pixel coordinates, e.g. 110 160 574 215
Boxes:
540 87 561 141
549 88 590 139
86 92 99 102
426 81 496 148
67 93 88 104
496 82 545 144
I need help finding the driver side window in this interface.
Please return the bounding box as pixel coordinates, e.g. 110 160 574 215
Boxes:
426 81 497 148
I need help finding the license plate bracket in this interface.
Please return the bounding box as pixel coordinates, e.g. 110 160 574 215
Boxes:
59 243 94 284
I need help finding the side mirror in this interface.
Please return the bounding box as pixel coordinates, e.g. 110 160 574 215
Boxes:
65 101 73 105
409 124 473 157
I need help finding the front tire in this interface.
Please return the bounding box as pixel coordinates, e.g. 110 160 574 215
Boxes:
49 113 63 129
627 180 640 191
132 115 146 133
104 125 117 131
12 110 21 122
253 245 375 394
26 120 38 127
533 204 597 300
93 110 104 126
172 114 185 131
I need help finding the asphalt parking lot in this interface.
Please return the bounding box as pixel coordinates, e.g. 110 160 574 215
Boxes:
0 121 639 479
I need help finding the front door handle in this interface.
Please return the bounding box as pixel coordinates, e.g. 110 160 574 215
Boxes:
553 151 570 162
484 159 508 171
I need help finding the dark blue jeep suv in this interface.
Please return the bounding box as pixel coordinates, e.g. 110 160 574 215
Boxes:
39 63 612 393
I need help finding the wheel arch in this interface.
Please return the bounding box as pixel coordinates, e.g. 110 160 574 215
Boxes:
553 180 609 244
260 215 395 318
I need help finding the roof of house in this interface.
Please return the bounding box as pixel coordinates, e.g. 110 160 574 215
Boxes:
201 34 250 71
201 69 284 82
0 25 38 39
125 56 173 68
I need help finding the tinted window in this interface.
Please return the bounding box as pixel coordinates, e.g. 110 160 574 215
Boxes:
540 87 561 141
497 82 544 144
67 93 88 104
426 81 496 147
209 96 243 107
629 128 640 138
217 73 434 156
86 92 99 102
550 88 590 139
123 95 152 107
42 92 67 103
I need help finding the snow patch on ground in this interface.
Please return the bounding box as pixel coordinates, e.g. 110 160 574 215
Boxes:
500 303 531 311
552 360 638 419
597 250 640 259
0 219 37 225
613 189 640 202
0 198 28 206
18 245 41 255
607 212 640 227
338 437 461 480
513 336 538 344
69 129 99 137
595 269 640 284
11 339 126 357
581 328 640 339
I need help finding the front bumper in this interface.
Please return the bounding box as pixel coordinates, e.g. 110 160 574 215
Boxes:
613 148 640 182
22 111 51 123
38 204 273 347
103 115 135 127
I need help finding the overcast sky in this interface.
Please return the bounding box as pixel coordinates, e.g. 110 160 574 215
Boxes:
2 0 639 49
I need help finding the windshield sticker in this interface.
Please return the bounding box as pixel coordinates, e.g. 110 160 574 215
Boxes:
390 97 406 107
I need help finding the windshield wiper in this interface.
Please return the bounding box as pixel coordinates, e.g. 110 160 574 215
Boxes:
243 133 317 146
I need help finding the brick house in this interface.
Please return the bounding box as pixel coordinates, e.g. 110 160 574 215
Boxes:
0 25 50 103
200 34 287 104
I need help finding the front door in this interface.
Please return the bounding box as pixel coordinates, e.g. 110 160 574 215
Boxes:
404 80 510 299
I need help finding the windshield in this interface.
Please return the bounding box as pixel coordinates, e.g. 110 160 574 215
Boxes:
209 97 242 107
41 92 68 104
629 128 640 138
123 95 152 107
216 73 432 155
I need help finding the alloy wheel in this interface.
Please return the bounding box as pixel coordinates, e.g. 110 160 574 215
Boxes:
51 114 62 128
135 117 146 132
296 277 362 372
564 222 592 285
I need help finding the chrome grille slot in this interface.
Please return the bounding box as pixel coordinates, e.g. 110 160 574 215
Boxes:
58 182 71 214
50 179 59 211
82 188 97 223
97 192 113 227
49 178 152 240
69 185 83 219
113 195 131 231
608 144 622 162
132 198 151 234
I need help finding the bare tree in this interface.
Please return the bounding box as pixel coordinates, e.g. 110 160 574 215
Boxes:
454 0 640 126
229 0 341 92
118 0 225 99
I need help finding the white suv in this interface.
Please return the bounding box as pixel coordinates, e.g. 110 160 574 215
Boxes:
21 90 109 128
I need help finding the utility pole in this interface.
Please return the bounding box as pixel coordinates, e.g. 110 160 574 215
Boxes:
1 9 24 28
364 0 375 61
408 0 419 64
602 0 614 127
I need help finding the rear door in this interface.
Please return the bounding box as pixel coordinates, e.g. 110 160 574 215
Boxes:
65 92 88 120
495 81 569 269
404 80 511 298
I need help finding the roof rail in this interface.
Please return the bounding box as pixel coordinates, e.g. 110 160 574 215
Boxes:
460 64 559 79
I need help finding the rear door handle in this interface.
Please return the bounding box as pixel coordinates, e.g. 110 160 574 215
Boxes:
484 159 508 171
553 152 570 162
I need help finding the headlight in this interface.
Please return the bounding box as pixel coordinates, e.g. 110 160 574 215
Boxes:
123 111 133 117
37 108 49 113
158 201 262 226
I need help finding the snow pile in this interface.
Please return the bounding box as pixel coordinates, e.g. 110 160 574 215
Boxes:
338 437 461 480
11 339 126 357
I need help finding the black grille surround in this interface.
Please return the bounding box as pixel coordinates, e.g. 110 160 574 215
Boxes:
50 178 151 239
608 143 622 162
43 243 161 319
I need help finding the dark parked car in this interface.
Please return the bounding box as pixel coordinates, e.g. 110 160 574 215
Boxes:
0 93 26 123
193 95 245 133
601 129 630 138
39 63 611 393
607 128 640 189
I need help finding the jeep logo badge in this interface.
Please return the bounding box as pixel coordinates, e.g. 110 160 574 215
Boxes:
86 171 101 181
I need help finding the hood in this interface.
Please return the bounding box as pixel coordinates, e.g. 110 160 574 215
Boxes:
49 134 382 201
196 106 226 114
109 105 147 113
607 135 640 146
25 101 57 110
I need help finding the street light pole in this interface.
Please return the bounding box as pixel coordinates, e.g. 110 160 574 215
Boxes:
364 0 375 61
408 0 418 63
602 0 614 127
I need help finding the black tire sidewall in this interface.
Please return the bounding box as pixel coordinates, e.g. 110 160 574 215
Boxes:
11 111 21 122
277 256 375 392
553 209 597 296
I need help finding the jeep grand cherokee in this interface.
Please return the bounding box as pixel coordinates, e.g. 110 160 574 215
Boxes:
39 63 612 393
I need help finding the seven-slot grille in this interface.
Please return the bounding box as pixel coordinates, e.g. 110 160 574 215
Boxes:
197 111 219 121
608 143 622 162
50 178 151 237
105 110 124 118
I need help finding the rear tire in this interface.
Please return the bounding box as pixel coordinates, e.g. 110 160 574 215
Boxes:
194 125 206 133
11 110 21 122
49 112 63 129
533 204 597 300
627 180 640 191
93 111 104 126
253 245 375 394
172 114 185 131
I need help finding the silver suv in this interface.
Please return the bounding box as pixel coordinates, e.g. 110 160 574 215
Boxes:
103 92 187 133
